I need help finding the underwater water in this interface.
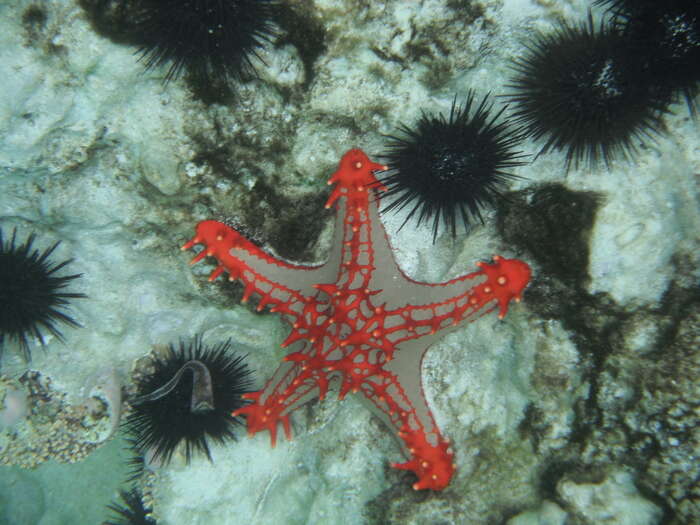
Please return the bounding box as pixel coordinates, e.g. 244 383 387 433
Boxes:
0 0 698 524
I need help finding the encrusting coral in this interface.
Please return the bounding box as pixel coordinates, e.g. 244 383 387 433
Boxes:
182 149 532 490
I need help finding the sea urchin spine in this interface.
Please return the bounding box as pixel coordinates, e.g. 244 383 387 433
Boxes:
134 0 278 85
0 227 84 362
125 337 254 465
506 14 671 169
104 487 156 525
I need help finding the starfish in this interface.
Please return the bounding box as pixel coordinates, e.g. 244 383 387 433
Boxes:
182 149 531 490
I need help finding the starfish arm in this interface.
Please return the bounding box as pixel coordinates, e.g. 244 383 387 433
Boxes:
182 220 339 323
323 149 388 294
358 360 455 490
232 358 319 447
232 335 344 446
380 256 531 345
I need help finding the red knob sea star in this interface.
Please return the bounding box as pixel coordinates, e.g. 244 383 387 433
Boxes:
182 148 531 490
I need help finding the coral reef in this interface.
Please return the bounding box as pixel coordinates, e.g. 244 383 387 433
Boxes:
0 0 697 523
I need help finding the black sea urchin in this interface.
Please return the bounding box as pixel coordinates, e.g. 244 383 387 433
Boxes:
125 337 254 465
105 487 156 525
377 92 527 242
597 0 700 111
506 14 671 169
133 0 278 85
0 228 84 362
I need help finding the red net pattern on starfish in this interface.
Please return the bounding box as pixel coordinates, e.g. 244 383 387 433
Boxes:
182 149 531 490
